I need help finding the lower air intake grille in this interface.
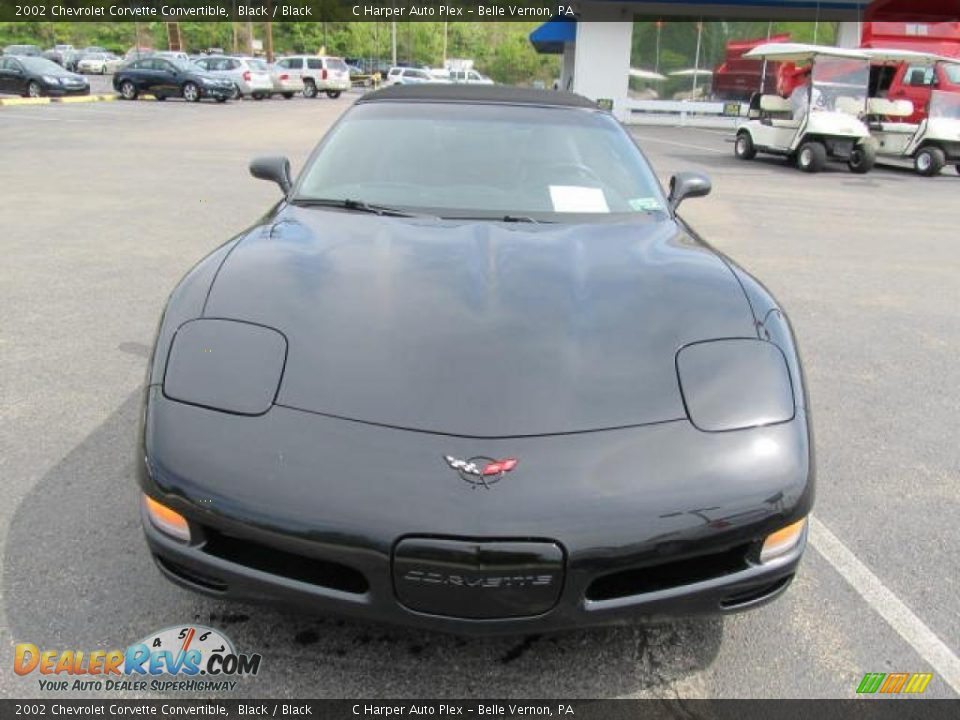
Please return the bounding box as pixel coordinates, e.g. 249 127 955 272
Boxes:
201 527 369 594
585 544 751 601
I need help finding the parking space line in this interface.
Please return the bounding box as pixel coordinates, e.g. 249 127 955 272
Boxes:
630 132 727 154
809 515 960 693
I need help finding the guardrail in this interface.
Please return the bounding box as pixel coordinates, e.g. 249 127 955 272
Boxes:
625 99 748 127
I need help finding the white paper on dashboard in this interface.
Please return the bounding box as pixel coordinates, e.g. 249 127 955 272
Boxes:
548 185 609 213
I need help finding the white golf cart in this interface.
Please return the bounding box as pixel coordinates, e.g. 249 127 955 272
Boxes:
734 43 877 173
863 48 960 176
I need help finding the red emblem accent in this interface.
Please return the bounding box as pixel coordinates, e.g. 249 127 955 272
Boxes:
481 459 519 476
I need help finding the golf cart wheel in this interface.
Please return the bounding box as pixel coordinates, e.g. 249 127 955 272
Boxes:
796 141 827 173
302 80 317 98
326 90 341 99
182 82 201 103
914 146 945 177
734 132 756 160
848 142 876 174
26 81 42 98
119 80 137 100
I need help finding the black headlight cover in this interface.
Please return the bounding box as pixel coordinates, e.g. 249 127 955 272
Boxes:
676 338 794 432
162 319 287 416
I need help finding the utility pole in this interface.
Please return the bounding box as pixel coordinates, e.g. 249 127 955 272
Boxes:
655 21 662 73
692 20 703 96
265 20 274 61
443 22 448 67
391 21 397 66
246 21 253 55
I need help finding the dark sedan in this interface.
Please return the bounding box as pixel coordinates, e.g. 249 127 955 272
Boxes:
0 56 89 97
113 56 233 102
139 85 813 634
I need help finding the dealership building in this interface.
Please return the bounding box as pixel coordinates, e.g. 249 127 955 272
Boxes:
531 0 958 119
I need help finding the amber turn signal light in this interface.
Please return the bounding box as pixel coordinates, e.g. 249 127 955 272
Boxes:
143 494 191 542
760 517 807 563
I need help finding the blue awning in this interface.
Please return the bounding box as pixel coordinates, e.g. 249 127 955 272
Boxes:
529 17 577 55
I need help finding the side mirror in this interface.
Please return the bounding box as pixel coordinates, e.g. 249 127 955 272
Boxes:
668 172 711 212
249 156 292 195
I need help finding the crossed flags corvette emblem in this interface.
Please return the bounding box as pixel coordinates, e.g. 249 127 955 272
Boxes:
444 455 518 488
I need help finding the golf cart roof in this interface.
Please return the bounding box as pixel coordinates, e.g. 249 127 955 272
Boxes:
743 43 870 62
861 48 960 65
668 68 713 77
629 67 667 81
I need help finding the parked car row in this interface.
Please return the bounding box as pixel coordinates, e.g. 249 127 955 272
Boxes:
383 66 493 86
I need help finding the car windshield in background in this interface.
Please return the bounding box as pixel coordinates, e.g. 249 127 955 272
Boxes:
171 58 200 72
19 56 67 73
248 59 270 71
296 102 666 221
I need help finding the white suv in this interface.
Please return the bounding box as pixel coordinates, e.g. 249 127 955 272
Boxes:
275 55 351 98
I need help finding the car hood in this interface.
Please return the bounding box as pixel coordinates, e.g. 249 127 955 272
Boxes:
203 207 757 437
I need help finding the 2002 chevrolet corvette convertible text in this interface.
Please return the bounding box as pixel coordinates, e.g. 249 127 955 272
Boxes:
138 85 813 634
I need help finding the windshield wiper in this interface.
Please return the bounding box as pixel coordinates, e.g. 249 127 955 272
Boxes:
441 214 548 223
291 198 425 218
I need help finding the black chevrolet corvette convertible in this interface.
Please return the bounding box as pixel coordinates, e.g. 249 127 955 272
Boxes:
139 85 813 634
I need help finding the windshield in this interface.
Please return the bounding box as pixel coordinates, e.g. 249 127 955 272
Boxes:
943 64 960 85
20 57 67 73
929 90 960 120
811 58 869 115
295 102 666 220
248 59 269 72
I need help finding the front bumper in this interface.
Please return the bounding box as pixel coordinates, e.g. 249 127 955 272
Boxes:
200 84 233 99
44 83 90 96
140 390 813 634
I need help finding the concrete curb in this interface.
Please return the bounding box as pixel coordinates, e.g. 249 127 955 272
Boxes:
0 94 158 107
0 97 51 106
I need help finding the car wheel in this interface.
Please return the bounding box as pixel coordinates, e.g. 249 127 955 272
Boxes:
282 92 294 99
119 80 138 100
796 141 827 173
955 164 960 176
26 81 42 98
182 82 201 103
914 146 945 177
325 90 341 99
215 97 227 104
253 92 266 101
848 142 876 174
231 85 242 100
734 132 756 160
302 80 317 99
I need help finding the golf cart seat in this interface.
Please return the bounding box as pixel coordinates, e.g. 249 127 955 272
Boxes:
866 98 917 132
835 96 865 116
758 94 800 127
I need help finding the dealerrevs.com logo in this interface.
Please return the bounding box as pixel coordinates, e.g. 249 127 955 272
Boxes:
14 625 261 692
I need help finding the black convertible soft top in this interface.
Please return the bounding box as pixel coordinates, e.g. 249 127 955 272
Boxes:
357 83 600 109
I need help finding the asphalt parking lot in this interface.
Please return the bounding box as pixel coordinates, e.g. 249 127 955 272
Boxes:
1 96 958 700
